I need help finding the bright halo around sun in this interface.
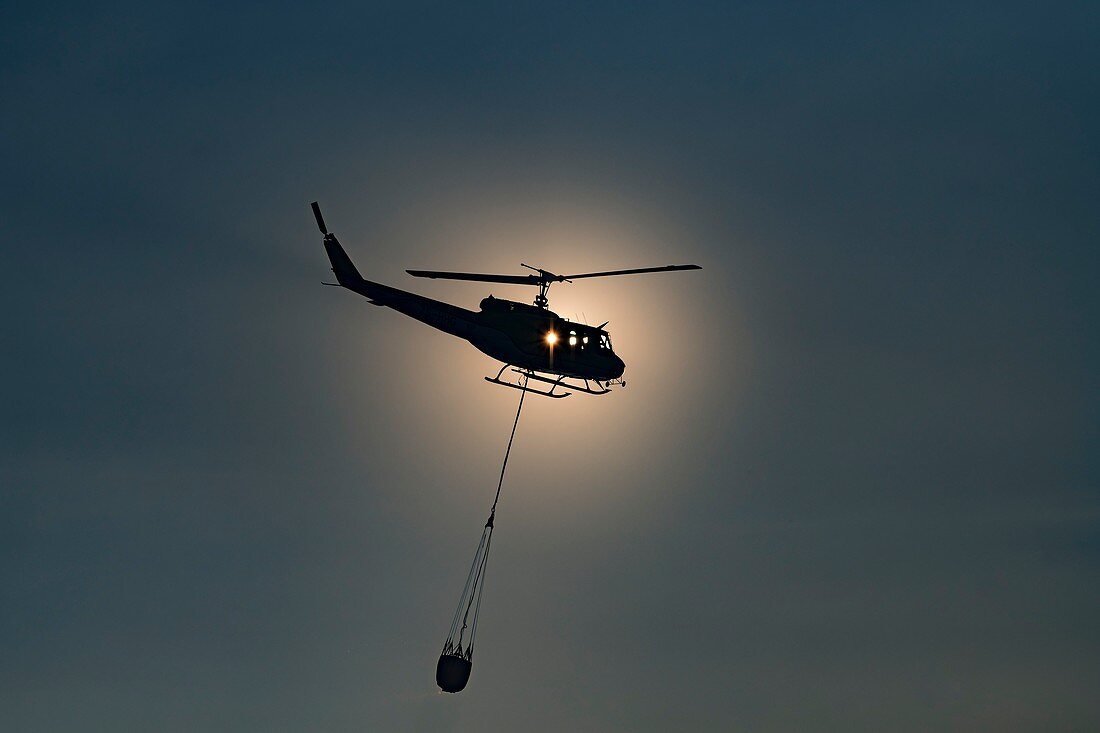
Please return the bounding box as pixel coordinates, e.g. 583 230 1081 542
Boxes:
545 331 558 346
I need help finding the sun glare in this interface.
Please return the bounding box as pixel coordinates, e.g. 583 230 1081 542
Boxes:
545 331 558 345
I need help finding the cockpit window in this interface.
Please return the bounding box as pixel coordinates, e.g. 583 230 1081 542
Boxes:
599 333 611 350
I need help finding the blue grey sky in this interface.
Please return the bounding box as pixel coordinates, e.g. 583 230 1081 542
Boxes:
2 2 1099 730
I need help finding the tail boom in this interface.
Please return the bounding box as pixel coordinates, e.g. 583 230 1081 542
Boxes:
312 202 478 339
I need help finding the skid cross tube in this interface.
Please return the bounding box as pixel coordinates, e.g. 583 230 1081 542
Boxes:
485 364 571 398
522 369 612 396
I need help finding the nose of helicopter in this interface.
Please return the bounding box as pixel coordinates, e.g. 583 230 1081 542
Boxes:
609 353 625 379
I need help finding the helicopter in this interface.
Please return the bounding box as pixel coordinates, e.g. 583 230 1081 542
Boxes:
311 202 701 398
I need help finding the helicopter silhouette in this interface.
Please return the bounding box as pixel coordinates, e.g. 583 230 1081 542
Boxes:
312 202 701 398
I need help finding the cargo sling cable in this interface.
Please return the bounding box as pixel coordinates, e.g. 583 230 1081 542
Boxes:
436 374 528 693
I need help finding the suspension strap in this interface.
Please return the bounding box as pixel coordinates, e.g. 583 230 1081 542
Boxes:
454 374 528 650
490 373 528 517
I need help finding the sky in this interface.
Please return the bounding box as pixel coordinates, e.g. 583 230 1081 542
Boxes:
2 1 1099 730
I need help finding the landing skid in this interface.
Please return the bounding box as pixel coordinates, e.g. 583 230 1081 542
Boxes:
484 365 617 398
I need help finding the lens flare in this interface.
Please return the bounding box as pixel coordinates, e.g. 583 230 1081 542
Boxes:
545 331 558 345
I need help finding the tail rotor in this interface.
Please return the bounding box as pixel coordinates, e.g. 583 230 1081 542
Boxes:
311 201 329 235
310 201 363 286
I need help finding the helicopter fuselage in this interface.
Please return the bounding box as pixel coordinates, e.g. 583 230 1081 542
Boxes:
337 274 626 382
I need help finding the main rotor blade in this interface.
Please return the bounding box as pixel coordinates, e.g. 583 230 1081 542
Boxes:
406 263 702 286
406 269 541 285
562 264 702 280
